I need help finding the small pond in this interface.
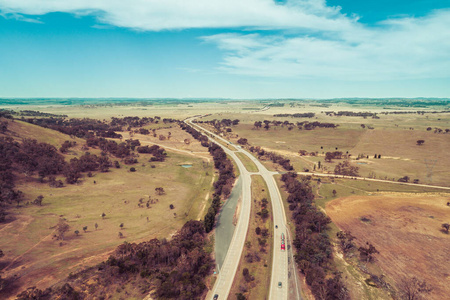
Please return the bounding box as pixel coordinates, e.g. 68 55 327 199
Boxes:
181 164 192 168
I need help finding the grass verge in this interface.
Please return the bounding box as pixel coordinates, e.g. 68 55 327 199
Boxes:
228 175 273 300
235 152 259 172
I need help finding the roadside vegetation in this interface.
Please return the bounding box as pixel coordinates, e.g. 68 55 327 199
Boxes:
229 175 273 300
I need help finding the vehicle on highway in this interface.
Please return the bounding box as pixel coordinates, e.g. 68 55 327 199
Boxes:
281 243 285 251
275 225 278 229
281 233 286 251
213 294 219 300
278 282 282 288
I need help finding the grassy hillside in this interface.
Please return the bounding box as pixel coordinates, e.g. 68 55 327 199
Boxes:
0 119 214 298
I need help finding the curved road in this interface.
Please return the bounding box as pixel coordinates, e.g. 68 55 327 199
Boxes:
186 118 253 300
186 118 301 300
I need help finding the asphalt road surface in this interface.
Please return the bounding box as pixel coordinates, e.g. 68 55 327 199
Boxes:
186 118 253 300
186 118 301 300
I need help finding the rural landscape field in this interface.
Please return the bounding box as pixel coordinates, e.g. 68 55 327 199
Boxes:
0 98 449 300
1 0 449 299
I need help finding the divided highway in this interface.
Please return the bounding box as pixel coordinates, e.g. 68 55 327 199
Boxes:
186 118 253 300
186 118 301 300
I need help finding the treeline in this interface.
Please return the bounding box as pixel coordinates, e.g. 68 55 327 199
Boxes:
0 109 67 118
86 138 165 163
137 145 167 162
426 127 450 134
299 121 338 130
253 120 337 130
110 116 177 129
281 172 349 299
380 110 450 115
180 124 210 147
86 137 135 158
324 111 380 119
65 152 113 184
273 113 315 118
180 123 235 232
195 118 240 128
194 118 240 134
25 116 178 139
26 117 123 139
16 221 214 300
249 146 293 171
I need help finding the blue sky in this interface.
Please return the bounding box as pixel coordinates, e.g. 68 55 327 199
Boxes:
0 0 449 99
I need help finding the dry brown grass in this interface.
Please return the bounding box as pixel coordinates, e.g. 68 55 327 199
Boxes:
227 120 450 187
0 124 214 298
326 194 450 300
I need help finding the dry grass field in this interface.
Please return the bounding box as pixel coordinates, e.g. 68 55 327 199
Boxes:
223 112 450 187
0 121 214 298
326 194 450 300
1 101 263 119
2 100 449 299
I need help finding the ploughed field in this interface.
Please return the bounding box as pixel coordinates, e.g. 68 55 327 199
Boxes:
326 194 450 300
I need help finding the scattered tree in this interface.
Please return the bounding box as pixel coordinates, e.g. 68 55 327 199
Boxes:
95 223 98 230
441 223 449 234
120 223 124 229
101 212 106 219
358 242 379 263
33 195 44 206
416 140 425 146
155 187 165 195
237 138 248 145
56 219 70 241
334 160 359 176
83 226 88 233
336 231 356 253
332 189 337 197
114 160 120 168
74 230 79 236
118 232 123 238
398 277 432 300
169 204 175 210
236 292 246 300
398 176 410 183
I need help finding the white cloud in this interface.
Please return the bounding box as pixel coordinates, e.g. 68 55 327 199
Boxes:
0 0 354 31
202 9 450 80
0 11 42 23
1 0 449 81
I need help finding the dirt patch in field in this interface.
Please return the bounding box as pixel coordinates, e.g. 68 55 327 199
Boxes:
326 194 450 299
